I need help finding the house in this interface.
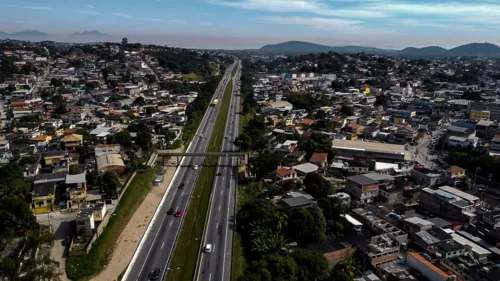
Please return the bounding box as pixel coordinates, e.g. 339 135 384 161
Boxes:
30 135 52 146
447 165 466 179
414 227 452 250
482 210 500 228
393 125 417 142
94 144 121 156
69 107 87 123
490 134 500 154
418 188 475 222
346 123 364 135
411 167 444 187
309 152 328 169
96 153 125 174
0 140 10 152
24 163 40 179
66 173 87 211
447 136 479 148
42 151 66 167
61 134 83 150
406 252 451 281
402 217 434 236
345 174 379 203
32 182 56 214
285 150 306 165
280 196 317 209
274 167 298 181
292 163 319 177
446 125 476 139
347 161 370 174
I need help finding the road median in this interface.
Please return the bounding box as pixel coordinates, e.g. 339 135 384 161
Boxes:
165 76 234 281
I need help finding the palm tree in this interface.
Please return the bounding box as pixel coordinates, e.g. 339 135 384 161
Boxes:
332 257 358 281
274 211 288 231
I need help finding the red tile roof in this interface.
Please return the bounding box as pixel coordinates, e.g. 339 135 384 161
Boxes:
447 165 466 174
276 168 296 177
310 153 328 163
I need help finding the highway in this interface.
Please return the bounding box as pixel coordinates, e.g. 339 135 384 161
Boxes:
122 61 236 281
196 61 241 281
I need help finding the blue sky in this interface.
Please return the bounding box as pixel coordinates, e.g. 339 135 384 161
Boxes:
1 0 500 49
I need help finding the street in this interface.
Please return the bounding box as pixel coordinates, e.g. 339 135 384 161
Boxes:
121 61 237 281
197 61 241 281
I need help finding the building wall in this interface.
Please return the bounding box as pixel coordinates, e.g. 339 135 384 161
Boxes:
323 246 357 267
369 250 399 266
407 253 449 281
470 110 490 121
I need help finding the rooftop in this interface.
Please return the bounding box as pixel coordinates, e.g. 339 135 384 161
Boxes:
331 140 405 155
281 196 316 208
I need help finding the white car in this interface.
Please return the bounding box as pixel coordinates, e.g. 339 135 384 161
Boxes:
193 165 199 170
204 244 212 253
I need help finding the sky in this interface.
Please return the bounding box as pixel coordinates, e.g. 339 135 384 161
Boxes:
1 0 500 49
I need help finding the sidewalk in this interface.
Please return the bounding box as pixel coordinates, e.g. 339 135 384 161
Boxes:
89 166 177 281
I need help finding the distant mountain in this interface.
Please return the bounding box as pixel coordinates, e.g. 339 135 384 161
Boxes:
258 41 500 57
9 30 47 37
259 41 392 55
447 43 500 57
71 30 107 37
399 46 447 56
260 41 333 54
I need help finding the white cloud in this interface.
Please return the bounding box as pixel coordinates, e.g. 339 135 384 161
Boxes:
264 16 362 30
85 5 95 9
75 9 101 15
169 19 187 24
209 0 388 18
141 17 166 22
367 1 500 17
200 21 214 26
395 19 483 32
111 12 132 18
4 4 52 10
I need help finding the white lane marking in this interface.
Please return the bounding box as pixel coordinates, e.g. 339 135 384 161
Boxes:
209 274 212 281
221 191 223 195
170 221 173 226
218 206 221 211
161 242 165 249
181 191 185 196
216 222 218 229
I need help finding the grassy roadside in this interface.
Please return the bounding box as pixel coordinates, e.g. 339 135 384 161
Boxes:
231 63 238 77
66 169 155 281
165 78 233 281
231 184 260 281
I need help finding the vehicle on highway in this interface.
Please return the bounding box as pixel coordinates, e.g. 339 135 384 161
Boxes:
224 136 228 139
178 183 185 189
204 244 212 253
174 210 183 217
167 208 174 215
199 134 204 138
148 268 160 280
216 172 222 176
193 165 199 170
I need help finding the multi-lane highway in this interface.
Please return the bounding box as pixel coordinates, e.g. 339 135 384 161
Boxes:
122 61 237 281
196 62 241 281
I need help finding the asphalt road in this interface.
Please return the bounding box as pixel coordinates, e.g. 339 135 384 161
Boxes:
122 62 236 281
197 62 241 281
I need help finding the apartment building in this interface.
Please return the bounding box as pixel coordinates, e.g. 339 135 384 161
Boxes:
418 188 475 222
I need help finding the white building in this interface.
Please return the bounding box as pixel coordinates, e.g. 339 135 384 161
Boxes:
447 136 478 148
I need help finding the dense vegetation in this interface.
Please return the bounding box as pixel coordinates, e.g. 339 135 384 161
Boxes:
235 179 356 281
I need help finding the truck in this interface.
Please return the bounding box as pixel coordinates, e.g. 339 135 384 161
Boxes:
211 99 219 106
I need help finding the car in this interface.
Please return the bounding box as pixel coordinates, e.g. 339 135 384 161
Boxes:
224 136 228 139
167 208 174 215
193 165 199 170
148 268 160 280
216 172 222 176
204 244 212 253
199 134 204 138
178 183 185 189
174 210 182 217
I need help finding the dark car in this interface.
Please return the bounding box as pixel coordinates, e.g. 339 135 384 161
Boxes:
167 208 174 215
178 183 185 189
216 172 222 176
148 268 160 280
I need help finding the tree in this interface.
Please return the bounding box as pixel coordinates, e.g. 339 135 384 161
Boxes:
50 78 63 88
250 153 282 180
237 199 276 242
121 37 128 46
330 257 358 281
86 170 99 187
243 253 298 281
101 172 120 199
456 176 470 192
331 80 344 89
285 206 326 246
303 173 334 199
293 249 330 281
0 196 38 236
69 165 82 175
315 109 327 120
249 221 285 253
52 94 67 114
340 104 354 116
